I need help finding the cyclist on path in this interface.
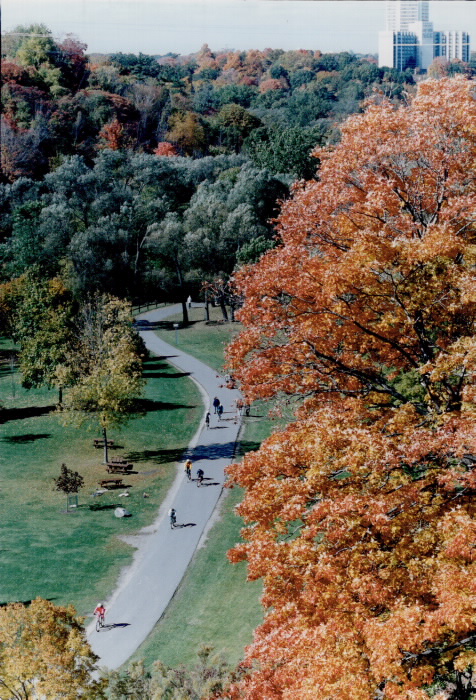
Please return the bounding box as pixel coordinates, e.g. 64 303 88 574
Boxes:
94 603 106 629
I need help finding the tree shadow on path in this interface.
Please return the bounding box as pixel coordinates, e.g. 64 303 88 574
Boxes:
185 441 237 462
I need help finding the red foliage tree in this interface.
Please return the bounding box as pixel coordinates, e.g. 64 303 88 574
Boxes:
98 118 123 150
225 77 476 700
154 141 179 157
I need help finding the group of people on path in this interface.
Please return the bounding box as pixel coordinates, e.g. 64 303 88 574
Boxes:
183 459 204 486
212 396 224 420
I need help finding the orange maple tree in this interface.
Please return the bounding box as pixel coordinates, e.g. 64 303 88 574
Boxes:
225 77 476 700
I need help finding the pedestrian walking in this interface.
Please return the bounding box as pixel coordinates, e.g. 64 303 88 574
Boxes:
205 412 210 429
213 396 220 413
196 468 204 487
184 459 192 480
187 295 192 308
168 508 177 528
217 403 224 420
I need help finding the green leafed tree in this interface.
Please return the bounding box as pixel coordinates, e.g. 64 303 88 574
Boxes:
9 271 76 404
64 294 145 463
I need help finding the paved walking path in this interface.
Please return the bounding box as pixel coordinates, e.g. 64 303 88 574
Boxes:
86 305 242 670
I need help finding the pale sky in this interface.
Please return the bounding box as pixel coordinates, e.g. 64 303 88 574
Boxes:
2 0 474 56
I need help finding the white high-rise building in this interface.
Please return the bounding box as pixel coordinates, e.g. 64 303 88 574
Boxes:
385 0 429 31
378 31 418 71
408 20 434 70
379 0 470 70
434 31 471 62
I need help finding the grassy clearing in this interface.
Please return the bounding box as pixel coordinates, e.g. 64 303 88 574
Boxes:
128 311 286 669
153 305 241 373
0 348 202 617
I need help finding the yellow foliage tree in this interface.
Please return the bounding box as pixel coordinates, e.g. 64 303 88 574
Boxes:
0 598 105 699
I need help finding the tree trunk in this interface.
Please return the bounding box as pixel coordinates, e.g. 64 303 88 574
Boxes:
204 291 210 321
103 426 109 465
58 386 63 406
218 296 229 322
174 256 189 325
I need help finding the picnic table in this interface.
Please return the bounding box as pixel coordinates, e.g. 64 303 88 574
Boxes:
99 478 124 489
106 461 133 474
93 438 115 448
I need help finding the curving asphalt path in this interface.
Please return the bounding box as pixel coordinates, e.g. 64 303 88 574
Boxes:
86 304 242 670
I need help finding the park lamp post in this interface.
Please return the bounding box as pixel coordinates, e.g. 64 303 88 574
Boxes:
173 323 179 344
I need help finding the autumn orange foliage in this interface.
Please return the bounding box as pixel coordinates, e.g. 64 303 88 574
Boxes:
226 78 476 700
154 140 179 157
98 117 124 150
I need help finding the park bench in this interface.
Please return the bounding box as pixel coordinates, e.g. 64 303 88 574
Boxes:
93 438 114 448
99 478 124 489
106 462 133 474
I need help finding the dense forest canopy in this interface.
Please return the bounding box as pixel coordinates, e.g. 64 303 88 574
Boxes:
3 24 473 307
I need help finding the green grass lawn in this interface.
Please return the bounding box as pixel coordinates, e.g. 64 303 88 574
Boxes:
154 304 242 373
0 343 202 618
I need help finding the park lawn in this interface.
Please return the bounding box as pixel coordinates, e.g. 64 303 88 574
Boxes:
153 304 241 373
129 313 288 669
0 347 202 619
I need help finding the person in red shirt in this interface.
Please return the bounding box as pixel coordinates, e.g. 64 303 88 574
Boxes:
94 603 106 629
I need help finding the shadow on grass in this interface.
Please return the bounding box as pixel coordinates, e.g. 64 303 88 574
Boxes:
143 372 191 379
89 503 123 511
0 405 56 424
134 398 197 413
1 433 51 443
142 359 191 379
235 440 262 456
126 447 187 464
0 366 16 378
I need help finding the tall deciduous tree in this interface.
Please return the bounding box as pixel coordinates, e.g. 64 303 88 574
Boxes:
64 294 145 463
0 598 105 699
9 271 76 404
226 78 476 700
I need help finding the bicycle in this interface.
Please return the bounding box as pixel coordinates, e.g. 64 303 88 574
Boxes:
95 612 105 632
